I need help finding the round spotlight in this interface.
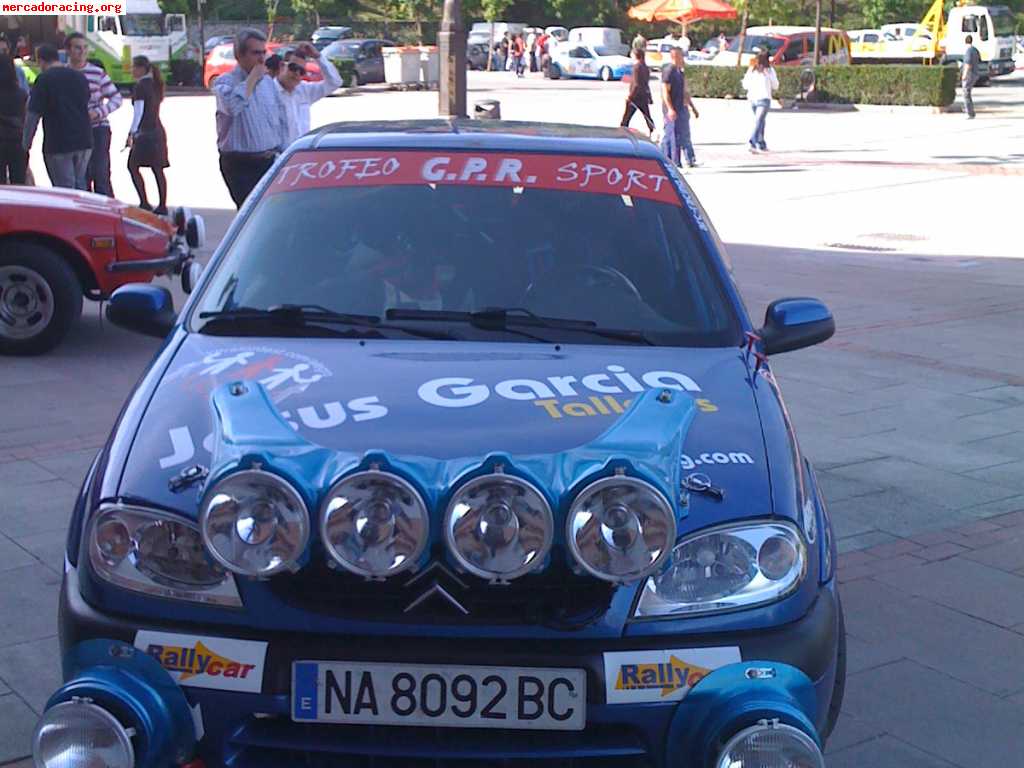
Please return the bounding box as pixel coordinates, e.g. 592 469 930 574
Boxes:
716 720 824 768
33 699 135 768
199 469 309 577
321 469 429 578
567 475 676 583
445 470 553 581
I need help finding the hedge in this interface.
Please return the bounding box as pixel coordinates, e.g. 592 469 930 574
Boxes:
328 58 358 87
684 64 957 107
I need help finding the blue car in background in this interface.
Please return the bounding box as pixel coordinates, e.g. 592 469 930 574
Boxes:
550 43 634 80
33 121 844 768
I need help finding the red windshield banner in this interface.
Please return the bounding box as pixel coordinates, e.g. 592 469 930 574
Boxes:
267 151 681 206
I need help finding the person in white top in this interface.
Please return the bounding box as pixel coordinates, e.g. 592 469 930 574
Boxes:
741 49 779 153
274 42 343 146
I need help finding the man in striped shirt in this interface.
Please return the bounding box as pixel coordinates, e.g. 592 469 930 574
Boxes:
214 29 288 209
66 32 122 197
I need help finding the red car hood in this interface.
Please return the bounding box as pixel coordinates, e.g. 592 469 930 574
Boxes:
0 187 173 233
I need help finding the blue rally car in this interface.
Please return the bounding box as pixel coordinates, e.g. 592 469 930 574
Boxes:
34 121 844 768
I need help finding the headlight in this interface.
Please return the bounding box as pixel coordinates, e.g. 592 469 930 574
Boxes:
121 215 168 252
716 720 824 768
88 505 241 607
634 521 806 619
199 469 310 577
321 468 429 578
567 474 676 584
33 699 135 768
445 469 553 582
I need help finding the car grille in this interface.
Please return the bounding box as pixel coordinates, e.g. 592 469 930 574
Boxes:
267 547 616 628
226 717 654 768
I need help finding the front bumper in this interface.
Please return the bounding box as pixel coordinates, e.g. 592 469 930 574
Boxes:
105 240 192 276
60 565 841 767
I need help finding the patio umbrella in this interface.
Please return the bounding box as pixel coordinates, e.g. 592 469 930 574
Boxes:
628 0 738 24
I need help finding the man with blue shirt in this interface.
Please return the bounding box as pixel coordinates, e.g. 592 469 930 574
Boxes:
961 34 980 120
660 47 699 169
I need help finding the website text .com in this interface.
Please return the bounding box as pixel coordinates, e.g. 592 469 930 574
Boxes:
1 3 124 12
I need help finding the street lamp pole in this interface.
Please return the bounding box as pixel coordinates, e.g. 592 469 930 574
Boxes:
438 0 467 117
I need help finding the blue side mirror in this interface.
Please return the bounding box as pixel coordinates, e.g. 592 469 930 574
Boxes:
106 284 176 339
759 297 835 355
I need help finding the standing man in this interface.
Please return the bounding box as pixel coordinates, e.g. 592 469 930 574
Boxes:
275 42 343 146
66 32 122 196
961 34 980 120
213 29 287 209
660 47 699 168
0 36 29 92
22 45 92 189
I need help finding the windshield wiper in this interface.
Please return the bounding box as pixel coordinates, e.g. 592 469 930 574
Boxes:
198 305 457 341
386 308 654 346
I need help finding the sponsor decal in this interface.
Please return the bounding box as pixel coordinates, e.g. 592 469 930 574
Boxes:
680 451 753 469
603 647 741 704
134 631 267 693
268 151 681 206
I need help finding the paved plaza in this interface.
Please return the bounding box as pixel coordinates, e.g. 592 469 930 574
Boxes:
2 71 1023 765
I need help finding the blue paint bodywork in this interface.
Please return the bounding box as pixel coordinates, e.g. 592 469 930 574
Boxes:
51 121 842 768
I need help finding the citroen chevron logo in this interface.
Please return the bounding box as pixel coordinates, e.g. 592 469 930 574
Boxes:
403 561 470 616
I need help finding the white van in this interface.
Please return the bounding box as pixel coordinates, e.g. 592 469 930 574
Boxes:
941 4 1016 78
567 27 629 56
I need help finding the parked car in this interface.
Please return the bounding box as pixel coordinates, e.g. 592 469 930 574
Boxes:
0 188 202 355
567 26 629 55
545 25 569 42
205 42 322 89
711 26 851 67
203 34 234 56
322 38 394 85
311 25 353 50
645 36 686 69
30 119 844 768
550 42 633 80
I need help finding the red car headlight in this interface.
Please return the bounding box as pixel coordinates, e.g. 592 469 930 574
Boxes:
122 216 170 254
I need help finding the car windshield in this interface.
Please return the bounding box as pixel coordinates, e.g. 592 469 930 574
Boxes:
324 41 361 58
991 9 1015 37
120 14 164 36
193 151 739 347
727 35 786 55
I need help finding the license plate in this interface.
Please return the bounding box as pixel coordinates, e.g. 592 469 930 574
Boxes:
293 661 586 730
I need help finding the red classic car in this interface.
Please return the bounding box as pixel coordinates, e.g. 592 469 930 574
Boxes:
0 187 203 355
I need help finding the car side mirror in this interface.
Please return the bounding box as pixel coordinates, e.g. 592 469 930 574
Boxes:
107 284 176 338
759 297 834 355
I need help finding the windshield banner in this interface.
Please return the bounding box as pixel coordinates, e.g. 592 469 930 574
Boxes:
268 151 680 205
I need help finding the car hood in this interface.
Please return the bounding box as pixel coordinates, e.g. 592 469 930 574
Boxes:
119 336 771 524
0 186 129 218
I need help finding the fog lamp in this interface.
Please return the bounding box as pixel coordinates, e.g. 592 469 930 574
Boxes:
33 699 135 768
716 719 824 768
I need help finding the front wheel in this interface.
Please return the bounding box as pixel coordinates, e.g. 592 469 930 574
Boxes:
549 63 561 80
600 66 613 81
0 242 83 356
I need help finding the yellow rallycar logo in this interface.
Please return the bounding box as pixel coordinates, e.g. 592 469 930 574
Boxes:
614 655 712 698
145 640 258 681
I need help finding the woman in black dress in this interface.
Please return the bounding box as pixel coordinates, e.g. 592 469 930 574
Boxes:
126 55 169 214
620 47 655 135
0 55 27 184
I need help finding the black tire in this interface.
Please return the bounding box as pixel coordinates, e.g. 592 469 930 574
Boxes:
0 242 83 356
822 596 847 743
600 66 612 81
549 63 561 80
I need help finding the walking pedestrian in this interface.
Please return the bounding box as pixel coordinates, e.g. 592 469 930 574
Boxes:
620 47 655 134
660 47 699 168
527 30 538 72
961 34 980 120
22 45 92 190
742 49 778 153
66 32 122 196
126 56 169 213
0 36 29 92
275 42 343 146
632 32 646 53
213 29 288 209
0 55 28 184
511 34 526 77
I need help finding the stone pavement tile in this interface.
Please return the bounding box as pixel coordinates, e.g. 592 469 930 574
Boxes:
863 538 922 559
826 488 970 539
842 660 1024 768
0 565 60 648
839 431 1018 474
0 694 35 763
839 554 923 584
836 530 899 554
815 469 887 503
0 636 61 714
966 459 1024 493
0 461 57 488
838 550 879 569
13 530 67 574
873 557 1024 629
963 432 1024 461
29 448 97 485
914 542 969 561
969 385 1024 406
826 734 961 768
960 533 1024 573
824 712 886 754
955 495 1024 522
843 632 904 676
841 578 1024 696
0 535 36 573
988 509 1024 527
825 498 879 540
0 479 78 539
906 529 961 547
0 759 31 768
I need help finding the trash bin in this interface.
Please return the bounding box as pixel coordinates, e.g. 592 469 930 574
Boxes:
383 46 422 85
419 46 439 84
473 99 501 119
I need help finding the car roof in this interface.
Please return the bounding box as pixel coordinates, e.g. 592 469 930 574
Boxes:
293 119 660 160
745 25 845 35
326 38 391 45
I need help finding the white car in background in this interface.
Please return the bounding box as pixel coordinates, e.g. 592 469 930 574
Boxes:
550 43 633 80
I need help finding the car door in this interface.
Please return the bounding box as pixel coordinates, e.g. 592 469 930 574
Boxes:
575 46 596 76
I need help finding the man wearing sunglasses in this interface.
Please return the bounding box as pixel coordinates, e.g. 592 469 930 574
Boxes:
275 41 343 147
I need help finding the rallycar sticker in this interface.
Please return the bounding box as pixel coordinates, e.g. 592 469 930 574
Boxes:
268 151 681 206
603 647 741 704
134 631 267 693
